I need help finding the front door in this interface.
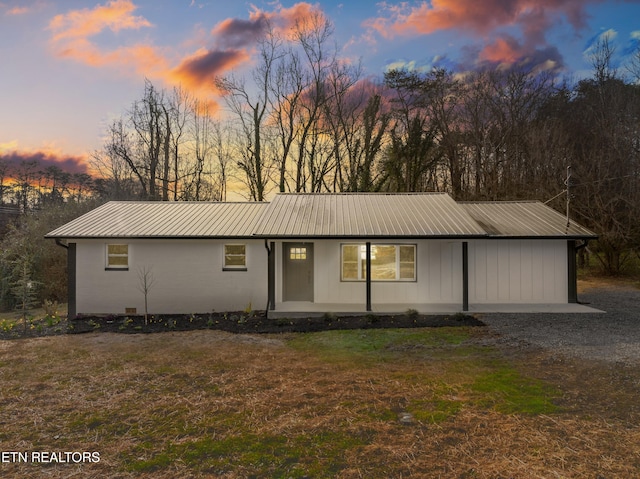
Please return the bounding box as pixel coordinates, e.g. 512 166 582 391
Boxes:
283 243 314 301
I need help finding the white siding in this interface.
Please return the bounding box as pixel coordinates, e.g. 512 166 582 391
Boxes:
468 239 567 304
274 239 463 306
75 239 267 314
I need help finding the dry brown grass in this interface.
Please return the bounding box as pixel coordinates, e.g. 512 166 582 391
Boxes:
1 328 639 478
578 275 640 293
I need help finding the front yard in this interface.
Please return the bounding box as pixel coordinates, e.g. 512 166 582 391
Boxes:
1 325 639 478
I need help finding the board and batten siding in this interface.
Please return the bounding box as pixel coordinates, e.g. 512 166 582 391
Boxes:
75 239 267 314
274 239 463 305
468 239 568 304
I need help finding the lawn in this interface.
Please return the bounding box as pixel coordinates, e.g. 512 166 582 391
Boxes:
1 326 639 478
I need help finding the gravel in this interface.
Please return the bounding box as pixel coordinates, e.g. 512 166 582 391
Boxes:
479 287 640 366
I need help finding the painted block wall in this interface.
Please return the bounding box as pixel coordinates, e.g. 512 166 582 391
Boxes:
468 239 568 303
75 239 267 314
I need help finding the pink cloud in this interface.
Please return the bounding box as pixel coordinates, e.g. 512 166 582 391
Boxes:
170 48 249 94
48 0 166 75
211 2 327 46
0 150 90 176
49 0 152 42
479 36 524 64
47 2 329 108
5 6 31 15
364 0 600 66
365 0 590 38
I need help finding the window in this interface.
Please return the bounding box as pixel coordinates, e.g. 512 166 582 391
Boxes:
289 247 307 260
224 244 246 270
341 244 415 281
106 244 128 270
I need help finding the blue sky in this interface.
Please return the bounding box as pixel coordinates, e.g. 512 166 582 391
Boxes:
1 0 639 175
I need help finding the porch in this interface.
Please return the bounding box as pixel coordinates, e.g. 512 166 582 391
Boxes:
268 301 603 318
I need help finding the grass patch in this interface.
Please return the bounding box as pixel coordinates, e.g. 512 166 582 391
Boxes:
408 397 464 423
471 368 560 415
128 431 366 477
288 327 470 364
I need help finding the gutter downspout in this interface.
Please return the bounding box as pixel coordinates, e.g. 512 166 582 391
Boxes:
55 239 69 250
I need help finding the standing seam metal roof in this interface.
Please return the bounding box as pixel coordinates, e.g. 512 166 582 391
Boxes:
45 201 269 238
252 193 488 237
459 201 597 238
45 194 598 240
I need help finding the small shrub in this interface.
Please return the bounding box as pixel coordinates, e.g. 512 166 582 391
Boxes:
42 299 59 318
405 308 419 319
45 315 60 327
0 319 16 332
448 312 473 322
322 312 337 322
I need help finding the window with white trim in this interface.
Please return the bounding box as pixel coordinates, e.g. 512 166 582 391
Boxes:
224 244 246 270
106 244 128 270
341 244 415 281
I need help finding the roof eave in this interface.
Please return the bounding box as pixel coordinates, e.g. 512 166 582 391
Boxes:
252 234 490 240
44 235 261 240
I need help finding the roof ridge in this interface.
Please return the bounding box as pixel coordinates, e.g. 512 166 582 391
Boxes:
458 200 540 204
275 192 447 196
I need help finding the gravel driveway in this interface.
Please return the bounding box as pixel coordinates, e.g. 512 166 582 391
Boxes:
479 286 640 365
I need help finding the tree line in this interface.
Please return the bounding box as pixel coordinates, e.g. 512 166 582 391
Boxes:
94 19 639 273
1 20 640 312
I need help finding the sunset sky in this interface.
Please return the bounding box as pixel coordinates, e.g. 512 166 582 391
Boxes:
1 0 639 177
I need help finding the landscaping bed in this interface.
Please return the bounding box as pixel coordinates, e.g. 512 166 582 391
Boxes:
0 309 482 339
68 311 483 335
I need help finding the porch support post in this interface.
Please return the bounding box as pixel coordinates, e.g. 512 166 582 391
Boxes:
462 241 469 312
366 242 372 312
567 240 577 303
267 241 276 310
68 242 77 319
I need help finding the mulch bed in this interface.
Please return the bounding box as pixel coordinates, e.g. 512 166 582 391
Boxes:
69 311 484 335
0 311 484 340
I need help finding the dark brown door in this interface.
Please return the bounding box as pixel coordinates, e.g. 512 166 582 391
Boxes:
283 243 314 301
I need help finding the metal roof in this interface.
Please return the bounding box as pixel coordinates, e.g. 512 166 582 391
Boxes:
459 201 597 239
45 201 269 239
46 195 597 240
252 193 488 238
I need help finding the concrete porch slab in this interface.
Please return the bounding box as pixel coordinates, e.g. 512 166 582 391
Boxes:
268 302 604 318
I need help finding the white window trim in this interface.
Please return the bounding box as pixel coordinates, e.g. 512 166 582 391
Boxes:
105 243 129 271
223 243 247 271
341 243 416 282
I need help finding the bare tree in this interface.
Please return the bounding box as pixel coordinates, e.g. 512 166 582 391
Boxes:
211 120 234 201
130 79 167 200
137 265 156 325
589 35 617 85
13 160 39 212
215 26 281 201
0 158 11 204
